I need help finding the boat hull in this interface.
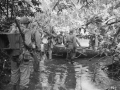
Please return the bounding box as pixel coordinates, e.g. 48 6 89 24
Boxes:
52 44 100 58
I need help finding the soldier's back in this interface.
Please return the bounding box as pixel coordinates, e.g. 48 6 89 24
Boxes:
66 34 75 43
9 34 23 56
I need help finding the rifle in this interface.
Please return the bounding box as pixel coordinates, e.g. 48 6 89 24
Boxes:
14 19 30 50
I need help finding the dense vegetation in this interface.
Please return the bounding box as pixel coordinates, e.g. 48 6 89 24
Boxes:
1 0 120 89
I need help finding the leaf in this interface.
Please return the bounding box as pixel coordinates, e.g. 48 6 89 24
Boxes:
114 1 120 9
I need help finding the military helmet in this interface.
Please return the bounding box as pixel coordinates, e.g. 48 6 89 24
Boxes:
60 31 63 34
69 28 74 33
19 16 31 24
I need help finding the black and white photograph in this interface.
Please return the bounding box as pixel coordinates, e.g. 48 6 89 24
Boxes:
0 0 120 90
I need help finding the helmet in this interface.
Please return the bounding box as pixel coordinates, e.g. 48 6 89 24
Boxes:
60 31 63 34
69 29 74 33
19 17 31 24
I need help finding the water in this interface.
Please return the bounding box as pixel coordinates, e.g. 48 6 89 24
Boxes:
27 56 118 90
2 56 120 90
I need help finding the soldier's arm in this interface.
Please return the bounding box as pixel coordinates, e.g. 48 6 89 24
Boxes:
35 31 42 51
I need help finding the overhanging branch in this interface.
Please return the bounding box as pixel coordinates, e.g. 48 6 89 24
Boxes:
107 20 120 25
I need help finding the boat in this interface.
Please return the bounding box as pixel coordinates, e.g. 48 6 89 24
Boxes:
52 37 100 58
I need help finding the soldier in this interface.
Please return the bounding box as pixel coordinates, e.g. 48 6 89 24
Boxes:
40 31 48 61
57 31 64 45
9 21 25 90
65 29 77 64
46 26 57 60
90 34 95 50
24 21 42 71
10 17 42 90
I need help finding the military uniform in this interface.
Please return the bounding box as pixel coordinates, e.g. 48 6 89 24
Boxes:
47 27 57 60
10 17 42 90
57 31 64 45
10 33 31 90
24 28 42 71
65 30 77 63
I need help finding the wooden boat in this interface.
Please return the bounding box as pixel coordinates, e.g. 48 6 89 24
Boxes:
52 38 100 58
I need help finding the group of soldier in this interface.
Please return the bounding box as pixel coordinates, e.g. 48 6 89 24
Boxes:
7 16 80 90
9 16 51 90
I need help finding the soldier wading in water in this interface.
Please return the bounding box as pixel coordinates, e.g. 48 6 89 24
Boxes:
9 16 42 90
65 29 77 64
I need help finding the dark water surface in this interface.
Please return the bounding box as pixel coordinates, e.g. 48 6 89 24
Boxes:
27 56 116 90
2 56 120 90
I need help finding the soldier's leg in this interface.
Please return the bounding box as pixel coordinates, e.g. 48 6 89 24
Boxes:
66 45 72 61
35 51 41 72
72 48 76 59
19 60 31 89
41 44 46 60
66 51 69 60
69 45 76 64
10 56 20 90
70 49 76 64
66 47 68 60
66 49 73 63
48 48 52 60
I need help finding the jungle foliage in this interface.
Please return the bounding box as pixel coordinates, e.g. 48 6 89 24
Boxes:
1 0 120 89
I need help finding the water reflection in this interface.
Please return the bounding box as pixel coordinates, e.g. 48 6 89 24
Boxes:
33 57 104 90
35 56 69 90
74 63 102 90
53 65 67 90
74 64 83 90
35 54 50 90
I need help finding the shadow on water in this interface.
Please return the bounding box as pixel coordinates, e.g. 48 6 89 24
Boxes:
27 53 85 90
34 56 77 90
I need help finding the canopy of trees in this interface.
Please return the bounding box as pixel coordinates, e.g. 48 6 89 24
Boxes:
0 0 120 34
1 1 120 89
1 0 120 47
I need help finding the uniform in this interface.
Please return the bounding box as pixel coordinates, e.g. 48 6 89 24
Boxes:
10 17 42 90
24 29 42 71
47 27 57 60
65 30 77 63
10 33 31 90
57 32 64 45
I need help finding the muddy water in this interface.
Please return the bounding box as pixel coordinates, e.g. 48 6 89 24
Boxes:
29 57 77 90
27 55 119 90
3 55 120 90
